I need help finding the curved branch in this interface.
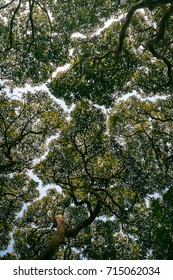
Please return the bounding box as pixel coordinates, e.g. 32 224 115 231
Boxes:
35 194 102 259
70 191 93 214
5 0 22 51
141 109 173 122
35 0 53 32
65 194 102 238
115 1 147 55
0 0 16 10
36 214 65 260
115 0 173 56
28 0 36 42
147 4 173 84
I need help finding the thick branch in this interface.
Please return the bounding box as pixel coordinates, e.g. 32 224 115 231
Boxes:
35 195 102 259
70 191 93 214
0 0 16 10
7 0 22 51
36 214 65 260
116 1 147 55
115 0 173 55
147 4 173 84
28 0 36 42
65 194 102 238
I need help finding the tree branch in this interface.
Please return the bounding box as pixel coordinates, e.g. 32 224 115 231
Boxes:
6 0 22 51
115 0 173 56
147 4 173 84
0 0 16 10
35 214 65 260
28 0 36 42
35 194 102 259
65 194 102 238
115 1 147 55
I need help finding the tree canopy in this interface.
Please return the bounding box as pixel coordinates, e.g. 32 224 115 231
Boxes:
0 0 173 260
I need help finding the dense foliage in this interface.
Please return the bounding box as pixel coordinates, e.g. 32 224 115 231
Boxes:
0 0 173 259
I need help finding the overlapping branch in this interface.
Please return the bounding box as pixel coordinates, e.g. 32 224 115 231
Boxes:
0 0 52 53
115 0 173 84
36 195 102 259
